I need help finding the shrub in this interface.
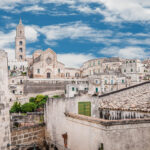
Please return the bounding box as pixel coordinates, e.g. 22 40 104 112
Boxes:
21 102 37 113
29 97 35 103
35 95 46 103
10 102 21 113
52 95 61 98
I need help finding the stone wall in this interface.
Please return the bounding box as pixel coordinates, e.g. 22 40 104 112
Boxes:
0 50 11 150
11 112 44 129
11 124 45 149
24 80 66 94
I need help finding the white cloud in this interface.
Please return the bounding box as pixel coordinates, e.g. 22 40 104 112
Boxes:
25 25 39 42
37 21 112 44
22 5 45 12
99 47 150 59
57 53 95 68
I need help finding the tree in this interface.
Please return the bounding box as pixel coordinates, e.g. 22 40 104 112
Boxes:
21 102 37 113
10 102 21 113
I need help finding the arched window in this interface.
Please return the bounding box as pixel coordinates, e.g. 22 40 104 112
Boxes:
19 41 23 45
19 55 23 60
19 48 23 52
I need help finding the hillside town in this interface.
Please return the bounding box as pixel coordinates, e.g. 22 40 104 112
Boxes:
1 19 150 150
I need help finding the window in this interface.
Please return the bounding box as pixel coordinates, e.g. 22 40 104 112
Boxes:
72 87 75 91
19 55 23 60
58 68 60 73
20 80 23 84
95 80 98 84
78 102 91 116
111 80 113 84
12 90 15 94
66 73 70 77
131 69 133 72
124 69 126 72
122 80 124 83
37 69 40 74
20 91 22 94
19 41 23 45
8 66 10 70
75 73 79 77
105 80 107 84
19 48 23 52
96 88 98 93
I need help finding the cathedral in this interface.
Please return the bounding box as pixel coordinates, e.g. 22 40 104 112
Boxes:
10 19 81 79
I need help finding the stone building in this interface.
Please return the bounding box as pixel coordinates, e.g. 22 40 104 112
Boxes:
81 57 123 77
0 50 11 149
45 81 150 150
28 48 81 79
88 73 128 95
121 59 145 83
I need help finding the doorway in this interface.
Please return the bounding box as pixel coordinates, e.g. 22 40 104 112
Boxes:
47 72 51 78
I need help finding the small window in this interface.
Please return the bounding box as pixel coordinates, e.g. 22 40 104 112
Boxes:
105 80 107 84
124 69 126 72
8 66 10 70
72 87 75 91
95 80 98 84
122 80 124 83
20 91 22 94
131 69 133 72
111 80 113 84
96 88 98 93
20 80 23 84
12 80 14 83
12 90 15 94
19 41 23 45
37 69 40 74
75 73 79 77
58 68 60 73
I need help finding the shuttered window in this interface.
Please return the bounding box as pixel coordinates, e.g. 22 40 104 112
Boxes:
78 102 91 116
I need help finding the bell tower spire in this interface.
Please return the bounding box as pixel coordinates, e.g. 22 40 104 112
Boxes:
19 18 22 25
15 18 26 61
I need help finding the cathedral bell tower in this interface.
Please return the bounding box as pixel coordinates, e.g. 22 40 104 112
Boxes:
15 18 26 61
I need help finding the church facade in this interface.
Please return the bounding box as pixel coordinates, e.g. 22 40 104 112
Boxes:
28 48 81 79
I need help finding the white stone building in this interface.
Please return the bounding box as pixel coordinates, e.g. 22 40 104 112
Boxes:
121 59 145 83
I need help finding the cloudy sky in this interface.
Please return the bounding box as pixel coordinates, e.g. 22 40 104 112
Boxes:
1 0 150 67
